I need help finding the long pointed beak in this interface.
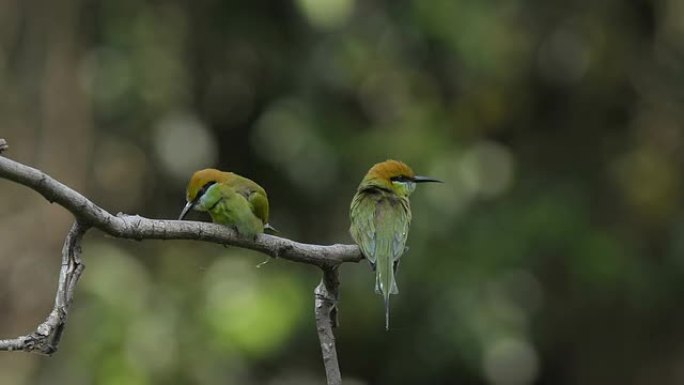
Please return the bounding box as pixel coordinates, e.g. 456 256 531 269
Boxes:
413 175 443 183
179 201 194 220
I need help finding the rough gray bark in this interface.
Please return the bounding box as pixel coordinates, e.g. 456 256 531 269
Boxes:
0 140 360 385
0 222 86 354
315 267 342 385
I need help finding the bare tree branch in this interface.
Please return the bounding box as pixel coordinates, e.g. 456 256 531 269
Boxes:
315 267 342 385
0 221 87 354
0 140 359 384
0 155 362 267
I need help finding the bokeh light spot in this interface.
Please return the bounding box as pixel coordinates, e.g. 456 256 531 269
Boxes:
483 337 539 385
252 99 338 193
460 141 515 198
537 26 591 85
153 111 218 182
203 256 305 356
81 243 151 312
295 0 354 29
81 48 133 108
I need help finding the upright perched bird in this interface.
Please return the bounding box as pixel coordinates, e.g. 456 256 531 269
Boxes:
349 160 441 330
179 168 272 239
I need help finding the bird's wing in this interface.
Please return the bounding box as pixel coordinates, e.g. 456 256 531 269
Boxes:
365 194 411 330
212 184 264 238
373 196 411 295
247 190 269 225
233 181 269 225
206 184 243 224
349 190 379 264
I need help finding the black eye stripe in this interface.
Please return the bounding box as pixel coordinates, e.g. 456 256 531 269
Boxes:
390 175 413 183
195 181 216 202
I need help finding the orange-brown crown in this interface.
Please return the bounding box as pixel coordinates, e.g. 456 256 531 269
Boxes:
365 160 415 182
185 168 232 202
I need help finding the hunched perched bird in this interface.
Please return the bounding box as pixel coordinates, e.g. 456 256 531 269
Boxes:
349 160 441 330
179 168 273 239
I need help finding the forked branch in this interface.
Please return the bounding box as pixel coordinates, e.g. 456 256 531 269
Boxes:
0 140 359 385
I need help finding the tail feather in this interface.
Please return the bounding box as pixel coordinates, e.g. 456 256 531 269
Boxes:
384 294 390 331
376 252 396 330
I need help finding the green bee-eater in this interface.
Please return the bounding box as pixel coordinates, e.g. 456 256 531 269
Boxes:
179 168 273 239
350 160 441 330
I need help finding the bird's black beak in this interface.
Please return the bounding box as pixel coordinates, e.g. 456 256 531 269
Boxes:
413 175 443 183
179 201 194 220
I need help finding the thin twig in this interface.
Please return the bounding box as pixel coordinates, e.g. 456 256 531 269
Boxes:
315 267 342 385
0 221 87 354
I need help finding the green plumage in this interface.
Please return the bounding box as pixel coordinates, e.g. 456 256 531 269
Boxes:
350 185 411 331
202 183 265 239
180 168 272 240
349 159 440 330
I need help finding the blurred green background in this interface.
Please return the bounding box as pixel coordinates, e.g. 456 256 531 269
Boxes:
1 0 684 384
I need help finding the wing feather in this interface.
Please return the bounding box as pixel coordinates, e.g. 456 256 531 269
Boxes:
350 190 380 262
373 197 410 295
232 177 269 225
